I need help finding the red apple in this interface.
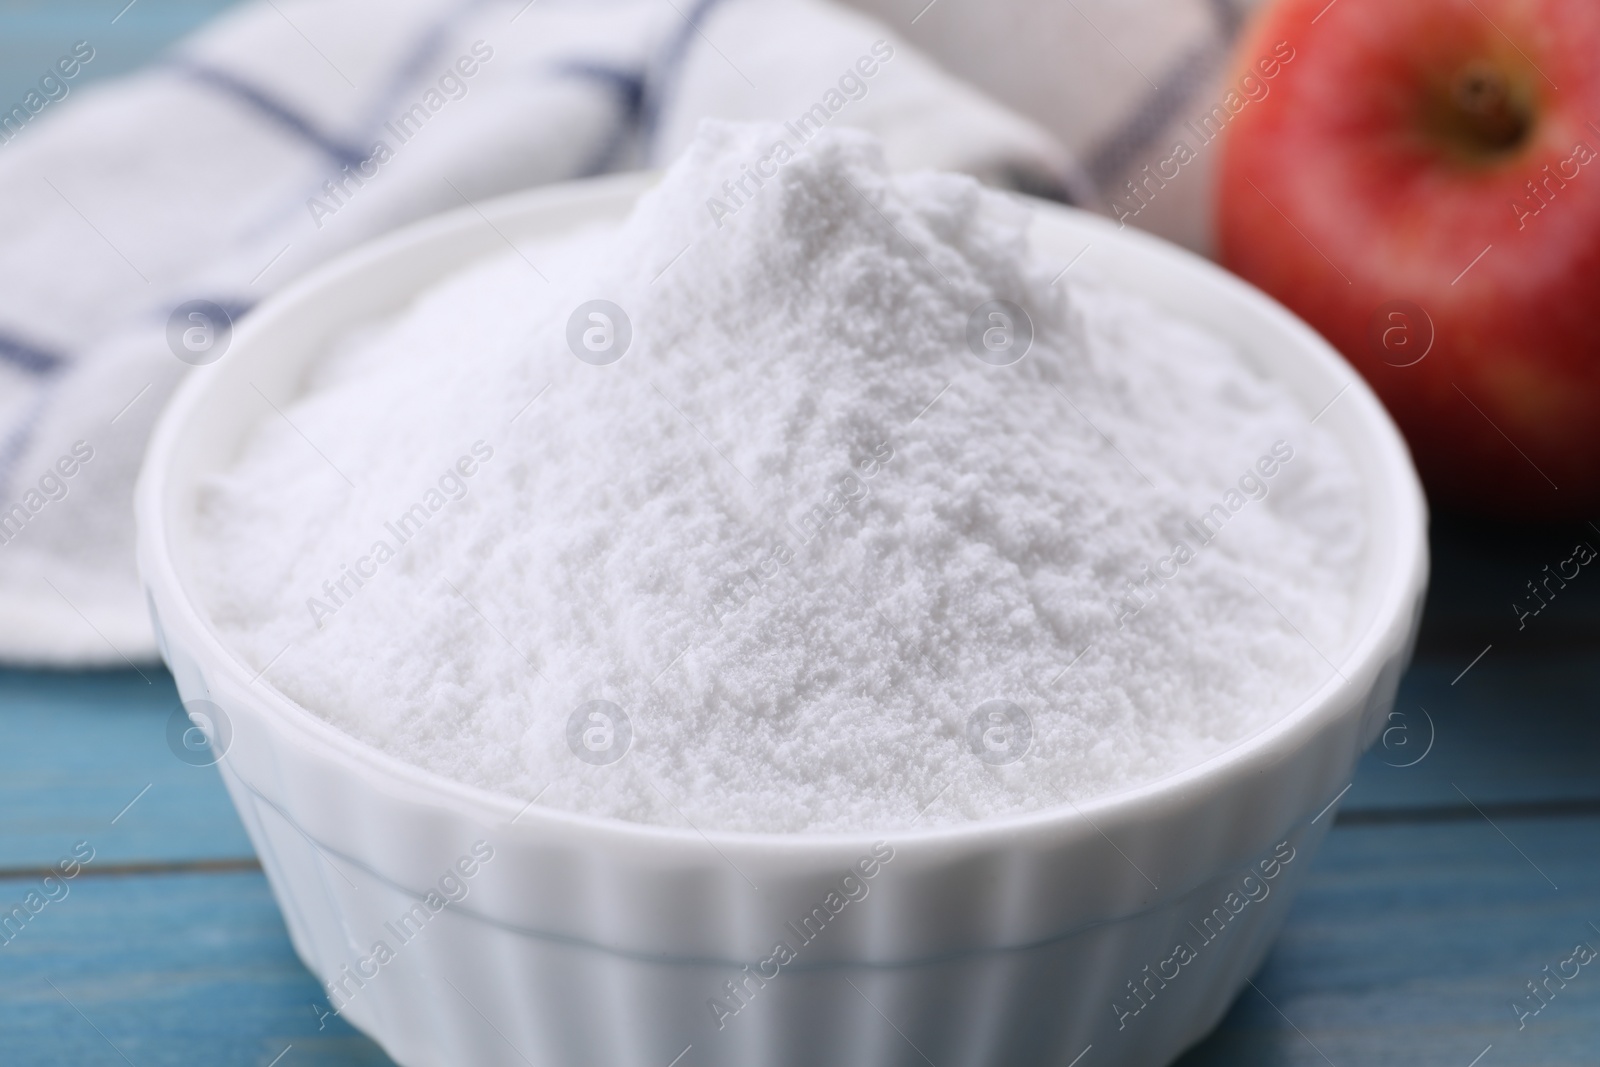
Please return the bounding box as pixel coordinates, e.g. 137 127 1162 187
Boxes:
1216 0 1600 516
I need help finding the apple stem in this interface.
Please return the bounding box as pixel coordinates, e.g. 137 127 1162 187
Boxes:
1452 63 1530 152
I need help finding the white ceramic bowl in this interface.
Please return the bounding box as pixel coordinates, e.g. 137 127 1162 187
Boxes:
136 173 1427 1067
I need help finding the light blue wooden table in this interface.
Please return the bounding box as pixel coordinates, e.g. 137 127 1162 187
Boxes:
8 522 1597 1067
3 4 1599 1064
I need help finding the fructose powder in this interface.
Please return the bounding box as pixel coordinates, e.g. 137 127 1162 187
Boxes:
194 121 1363 833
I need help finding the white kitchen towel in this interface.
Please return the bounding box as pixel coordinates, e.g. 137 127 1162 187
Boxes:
0 0 1073 666
848 0 1271 253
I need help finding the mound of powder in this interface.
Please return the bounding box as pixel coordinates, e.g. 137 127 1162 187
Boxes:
193 120 1364 834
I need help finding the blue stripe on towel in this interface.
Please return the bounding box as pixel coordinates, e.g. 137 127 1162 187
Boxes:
556 61 648 177
1204 0 1245 38
0 332 65 376
557 61 646 121
351 0 497 137
1084 39 1224 192
556 61 643 177
209 298 255 325
172 61 371 168
1084 0 1244 194
640 0 725 152
0 381 57 503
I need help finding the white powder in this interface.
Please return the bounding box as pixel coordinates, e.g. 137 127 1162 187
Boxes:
194 121 1364 834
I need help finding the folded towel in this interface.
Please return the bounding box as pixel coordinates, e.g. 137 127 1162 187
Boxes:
655 0 1091 202
849 0 1269 252
0 0 1073 666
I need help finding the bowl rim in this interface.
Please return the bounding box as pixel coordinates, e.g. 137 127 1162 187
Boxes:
136 171 1429 862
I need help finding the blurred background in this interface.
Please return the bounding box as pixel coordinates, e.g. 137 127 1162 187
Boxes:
1 0 1598 1064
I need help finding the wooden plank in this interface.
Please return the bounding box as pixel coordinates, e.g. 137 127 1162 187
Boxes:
2 643 1590 871
1178 816 1600 1066
1342 652 1600 816
1339 510 1600 816
0 669 254 870
5 818 1598 1066
0 869 392 1067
